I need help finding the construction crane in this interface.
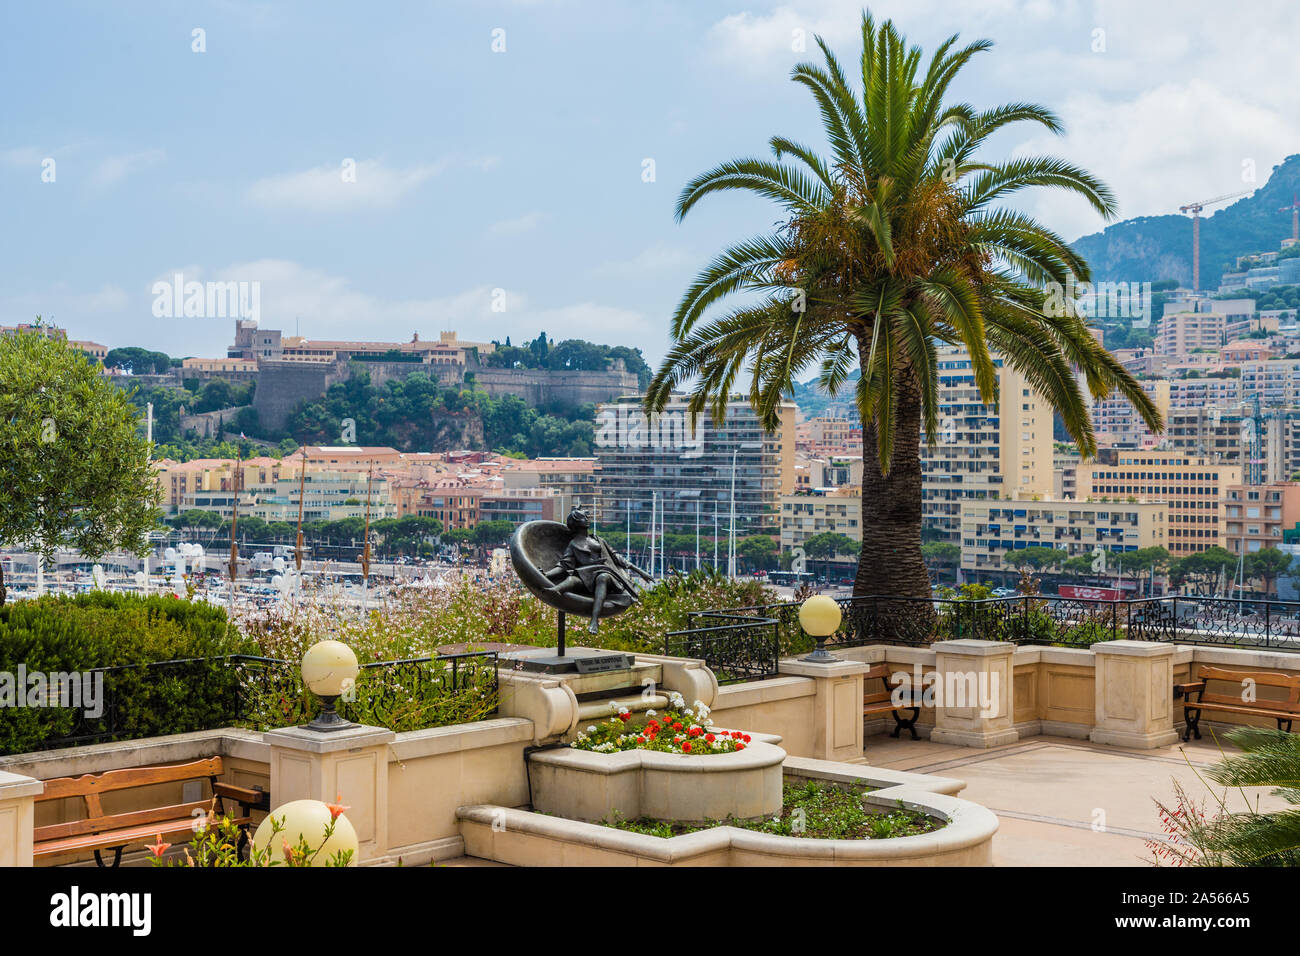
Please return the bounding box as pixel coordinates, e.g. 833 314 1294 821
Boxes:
1179 191 1251 292
1281 194 1300 243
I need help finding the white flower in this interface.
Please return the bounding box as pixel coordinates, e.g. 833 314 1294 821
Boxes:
645 709 656 717
609 701 621 714
587 726 597 733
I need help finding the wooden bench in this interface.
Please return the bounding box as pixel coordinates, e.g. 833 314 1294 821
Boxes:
34 756 270 867
863 664 923 740
1174 665 1300 742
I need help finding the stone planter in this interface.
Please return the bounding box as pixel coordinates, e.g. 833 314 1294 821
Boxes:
529 738 785 824
460 757 998 867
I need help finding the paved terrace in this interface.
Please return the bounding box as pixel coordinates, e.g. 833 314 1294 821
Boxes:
865 734 1288 866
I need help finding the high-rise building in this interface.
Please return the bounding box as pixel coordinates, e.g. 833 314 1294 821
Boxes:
592 395 796 538
1074 450 1242 557
921 345 1054 544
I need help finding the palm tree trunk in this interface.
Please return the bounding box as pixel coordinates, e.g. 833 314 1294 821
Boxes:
854 366 931 602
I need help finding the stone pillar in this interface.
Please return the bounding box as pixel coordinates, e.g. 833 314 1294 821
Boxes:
0 771 42 867
1090 640 1179 749
263 725 395 864
778 658 870 762
929 640 1018 749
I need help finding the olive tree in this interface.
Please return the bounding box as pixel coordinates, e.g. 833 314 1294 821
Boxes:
0 327 161 604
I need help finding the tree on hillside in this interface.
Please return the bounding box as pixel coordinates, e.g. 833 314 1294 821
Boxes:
0 327 162 604
647 11 1160 603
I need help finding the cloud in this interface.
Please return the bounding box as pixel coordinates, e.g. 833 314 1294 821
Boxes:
488 210 544 237
593 241 691 279
702 1 1300 242
92 149 165 185
246 158 449 211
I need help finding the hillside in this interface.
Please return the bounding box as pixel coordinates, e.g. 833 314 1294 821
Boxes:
1070 153 1300 288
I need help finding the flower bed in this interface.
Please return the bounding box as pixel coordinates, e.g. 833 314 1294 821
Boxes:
569 693 751 756
603 779 941 840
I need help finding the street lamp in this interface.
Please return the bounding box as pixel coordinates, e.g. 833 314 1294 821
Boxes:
728 441 763 578
301 640 360 731
799 594 843 663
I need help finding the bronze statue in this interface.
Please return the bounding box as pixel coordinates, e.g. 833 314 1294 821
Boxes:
510 508 653 634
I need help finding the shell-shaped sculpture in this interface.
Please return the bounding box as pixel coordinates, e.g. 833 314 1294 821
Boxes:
509 520 635 618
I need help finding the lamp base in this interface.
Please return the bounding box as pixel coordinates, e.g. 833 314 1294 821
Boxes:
303 698 354 732
800 643 841 664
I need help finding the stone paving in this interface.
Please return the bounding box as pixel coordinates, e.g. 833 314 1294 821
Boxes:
864 733 1289 866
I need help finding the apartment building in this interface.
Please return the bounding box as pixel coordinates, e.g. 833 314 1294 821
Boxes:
921 345 1053 544
778 488 862 552
1221 483 1300 555
1091 379 1168 446
1075 450 1242 556
501 457 596 514
1053 452 1079 500
1167 377 1243 409
795 416 862 455
593 395 797 537
154 457 283 514
1241 359 1300 406
959 498 1166 578
247 470 396 524
1157 310 1225 356
1163 405 1287 483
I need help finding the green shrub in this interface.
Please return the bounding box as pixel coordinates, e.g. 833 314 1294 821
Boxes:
0 593 249 755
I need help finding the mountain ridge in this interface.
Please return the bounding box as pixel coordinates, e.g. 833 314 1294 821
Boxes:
1069 153 1300 289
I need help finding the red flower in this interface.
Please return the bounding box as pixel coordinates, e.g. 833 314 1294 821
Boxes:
705 733 715 742
673 722 683 731
636 736 646 744
682 742 692 753
148 835 171 858
736 742 745 750
618 712 631 722
742 734 751 743
326 793 351 820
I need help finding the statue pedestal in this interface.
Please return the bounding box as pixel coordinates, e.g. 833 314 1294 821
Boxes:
502 646 635 675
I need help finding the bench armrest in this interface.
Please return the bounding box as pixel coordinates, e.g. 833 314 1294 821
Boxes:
213 782 271 812
1173 681 1205 700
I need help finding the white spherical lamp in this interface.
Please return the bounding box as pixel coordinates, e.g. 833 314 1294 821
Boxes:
253 799 359 867
799 594 843 663
301 640 359 731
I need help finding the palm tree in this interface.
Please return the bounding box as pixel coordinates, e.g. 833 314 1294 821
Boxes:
1158 727 1300 866
646 11 1162 601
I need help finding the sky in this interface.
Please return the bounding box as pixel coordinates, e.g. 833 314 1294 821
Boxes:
3 0 1298 366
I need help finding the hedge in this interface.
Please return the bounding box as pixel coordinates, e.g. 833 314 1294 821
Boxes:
0 593 251 755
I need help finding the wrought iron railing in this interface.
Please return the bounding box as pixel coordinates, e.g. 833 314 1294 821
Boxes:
697 594 1300 652
665 613 780 684
9 650 499 755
